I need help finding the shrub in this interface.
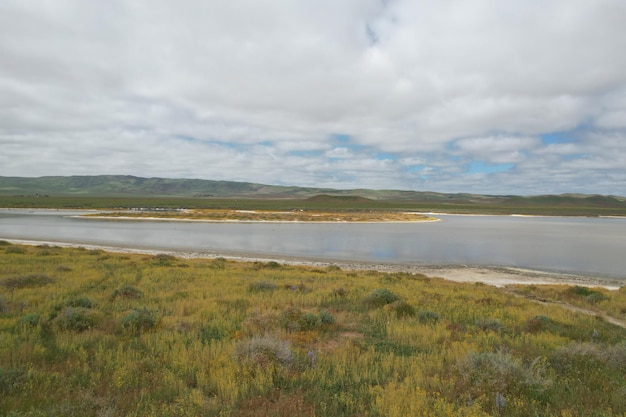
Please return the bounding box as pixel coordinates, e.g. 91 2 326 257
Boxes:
318 309 336 325
200 325 225 343
280 306 304 332
550 342 626 373
279 307 335 332
19 313 41 327
457 350 551 400
211 257 227 269
0 296 8 313
0 240 11 246
365 288 400 307
389 300 416 318
567 286 609 303
4 246 26 254
248 281 278 293
0 367 27 394
521 315 554 333
1 274 55 289
234 334 293 368
417 310 440 324
56 308 98 332
152 253 176 266
254 261 282 270
66 297 94 309
120 308 157 333
332 287 348 297
111 285 143 300
476 318 506 333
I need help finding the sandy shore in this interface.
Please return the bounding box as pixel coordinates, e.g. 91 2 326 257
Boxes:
5 238 624 289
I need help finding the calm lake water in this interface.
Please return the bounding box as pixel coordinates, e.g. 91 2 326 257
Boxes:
1 209 625 279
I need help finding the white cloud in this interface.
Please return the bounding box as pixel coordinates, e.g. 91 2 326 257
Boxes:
1 0 625 195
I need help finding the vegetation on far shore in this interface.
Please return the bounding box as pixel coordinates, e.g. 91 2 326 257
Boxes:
85 208 435 222
2 242 626 416
2 194 626 217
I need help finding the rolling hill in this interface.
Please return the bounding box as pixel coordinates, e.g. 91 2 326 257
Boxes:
1 175 625 213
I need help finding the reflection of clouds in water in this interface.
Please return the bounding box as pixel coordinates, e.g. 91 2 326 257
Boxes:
372 247 396 261
1 211 625 278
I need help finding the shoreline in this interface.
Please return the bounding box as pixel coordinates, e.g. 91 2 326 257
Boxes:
4 238 623 289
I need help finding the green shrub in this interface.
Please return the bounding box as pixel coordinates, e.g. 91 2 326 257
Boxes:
0 240 11 246
0 296 8 313
279 307 335 332
4 246 26 254
0 367 27 394
152 253 176 266
200 325 225 343
417 310 440 324
1 274 55 289
121 308 157 333
365 288 400 307
56 308 98 332
19 313 41 327
476 318 506 333
211 257 227 269
111 285 143 300
318 309 336 325
389 301 416 318
66 297 94 309
567 286 609 303
522 315 554 333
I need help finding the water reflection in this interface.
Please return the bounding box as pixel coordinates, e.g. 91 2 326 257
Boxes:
1 209 625 278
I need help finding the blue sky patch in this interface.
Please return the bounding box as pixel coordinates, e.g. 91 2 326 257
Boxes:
467 161 514 174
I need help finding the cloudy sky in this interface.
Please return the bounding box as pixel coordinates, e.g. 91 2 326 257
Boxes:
1 1 626 195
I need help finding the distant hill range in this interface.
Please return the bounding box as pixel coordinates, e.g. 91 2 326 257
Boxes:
1 175 625 208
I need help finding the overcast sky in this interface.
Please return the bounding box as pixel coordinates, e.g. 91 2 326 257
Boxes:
1 1 626 195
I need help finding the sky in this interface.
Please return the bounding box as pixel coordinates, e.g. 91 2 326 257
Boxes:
1 1 626 196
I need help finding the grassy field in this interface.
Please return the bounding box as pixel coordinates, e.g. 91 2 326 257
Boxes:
1 242 626 416
2 194 626 217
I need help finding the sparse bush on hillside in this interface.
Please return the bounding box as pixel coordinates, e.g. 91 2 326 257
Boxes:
234 334 293 368
417 310 440 324
567 286 609 304
66 297 94 309
476 318 506 333
152 253 176 266
365 288 400 307
111 285 143 300
279 307 336 332
120 308 157 333
55 308 98 332
388 300 416 318
456 349 551 406
1 274 54 289
4 246 26 254
18 313 41 327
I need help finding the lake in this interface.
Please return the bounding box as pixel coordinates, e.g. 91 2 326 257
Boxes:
1 209 625 279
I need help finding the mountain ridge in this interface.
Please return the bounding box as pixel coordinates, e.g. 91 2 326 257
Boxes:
1 175 625 208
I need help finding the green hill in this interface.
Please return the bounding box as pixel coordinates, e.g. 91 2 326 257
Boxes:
1 175 625 215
